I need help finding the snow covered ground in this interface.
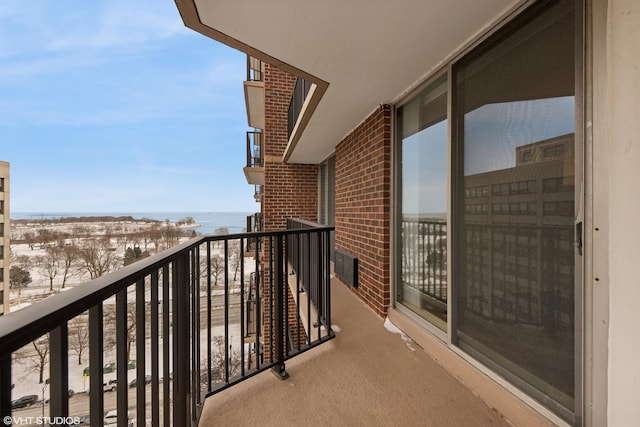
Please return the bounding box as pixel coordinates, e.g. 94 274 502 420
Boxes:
7 219 256 403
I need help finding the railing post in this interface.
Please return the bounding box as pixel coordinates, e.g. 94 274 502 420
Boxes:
115 289 128 427
173 253 191 426
0 355 11 420
49 324 69 419
88 305 104 427
271 234 289 380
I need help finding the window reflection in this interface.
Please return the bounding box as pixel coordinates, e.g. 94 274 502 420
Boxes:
455 0 576 413
397 75 448 330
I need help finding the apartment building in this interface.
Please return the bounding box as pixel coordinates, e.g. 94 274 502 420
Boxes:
175 0 639 425
0 162 8 316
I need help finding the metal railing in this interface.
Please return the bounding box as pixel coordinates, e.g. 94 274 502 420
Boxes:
401 218 447 304
246 56 262 82
246 131 263 169
287 78 312 139
0 224 334 426
286 219 331 325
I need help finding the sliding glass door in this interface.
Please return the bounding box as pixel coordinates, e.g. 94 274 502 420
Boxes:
397 75 448 331
454 0 578 417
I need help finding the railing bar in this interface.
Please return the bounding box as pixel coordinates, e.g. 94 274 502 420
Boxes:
255 236 261 370
173 254 190 426
0 355 11 420
49 323 69 418
206 241 212 391
284 235 290 356
136 277 146 427
272 234 287 378
115 288 128 427
224 239 230 383
269 235 274 363
240 237 246 377
150 270 160 427
306 233 312 345
325 229 332 336
88 304 104 427
162 264 170 426
296 232 301 350
316 231 323 339
192 247 200 421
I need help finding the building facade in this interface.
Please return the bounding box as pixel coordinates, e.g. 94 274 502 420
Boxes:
176 0 640 425
0 162 9 316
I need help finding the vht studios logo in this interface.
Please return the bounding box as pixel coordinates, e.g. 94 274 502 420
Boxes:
3 416 81 425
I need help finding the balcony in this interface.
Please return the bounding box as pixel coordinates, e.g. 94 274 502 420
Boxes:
253 184 262 202
243 56 265 129
198 263 511 427
243 131 264 186
0 219 528 427
287 77 312 141
0 222 333 426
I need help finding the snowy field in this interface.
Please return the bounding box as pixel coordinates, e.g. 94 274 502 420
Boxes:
7 218 256 403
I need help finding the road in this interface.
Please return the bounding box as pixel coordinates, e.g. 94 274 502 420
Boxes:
11 383 168 426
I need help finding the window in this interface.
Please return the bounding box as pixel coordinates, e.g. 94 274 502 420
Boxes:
396 0 580 422
318 156 335 260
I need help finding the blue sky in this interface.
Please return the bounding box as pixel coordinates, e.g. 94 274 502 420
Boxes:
0 1 254 213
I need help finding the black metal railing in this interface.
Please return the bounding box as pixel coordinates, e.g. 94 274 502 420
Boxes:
246 131 263 169
254 185 262 201
401 218 447 304
287 78 312 139
0 225 334 426
286 219 331 325
246 56 262 82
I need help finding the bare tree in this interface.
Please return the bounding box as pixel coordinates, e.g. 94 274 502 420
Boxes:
201 336 242 386
60 245 79 288
210 255 225 286
35 248 62 291
36 228 57 249
77 238 121 280
161 225 183 249
69 315 89 365
229 241 242 282
23 232 37 250
15 335 50 384
103 303 138 362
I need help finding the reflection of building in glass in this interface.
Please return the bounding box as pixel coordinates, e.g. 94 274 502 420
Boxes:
462 134 574 332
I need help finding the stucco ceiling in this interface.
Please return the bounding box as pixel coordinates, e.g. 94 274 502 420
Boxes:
175 0 523 163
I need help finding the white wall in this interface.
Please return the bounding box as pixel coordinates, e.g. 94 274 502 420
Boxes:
606 0 640 424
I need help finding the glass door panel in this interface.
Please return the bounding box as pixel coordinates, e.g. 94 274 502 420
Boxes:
454 0 577 417
397 75 448 330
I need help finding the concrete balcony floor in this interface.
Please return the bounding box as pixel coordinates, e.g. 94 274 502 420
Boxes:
199 279 510 427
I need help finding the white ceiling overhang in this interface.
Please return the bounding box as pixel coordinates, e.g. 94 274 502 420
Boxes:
175 0 523 164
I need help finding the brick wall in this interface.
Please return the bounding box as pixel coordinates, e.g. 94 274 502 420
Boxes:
261 64 318 356
335 105 392 317
262 64 318 231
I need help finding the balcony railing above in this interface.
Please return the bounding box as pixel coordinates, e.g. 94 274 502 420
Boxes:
254 184 263 202
0 223 334 426
287 77 312 140
243 130 264 186
244 56 265 129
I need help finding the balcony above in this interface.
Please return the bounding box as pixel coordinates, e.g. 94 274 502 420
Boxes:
175 0 522 164
243 80 264 130
243 56 265 129
243 130 264 186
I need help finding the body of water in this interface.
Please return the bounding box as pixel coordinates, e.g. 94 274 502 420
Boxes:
11 212 252 236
